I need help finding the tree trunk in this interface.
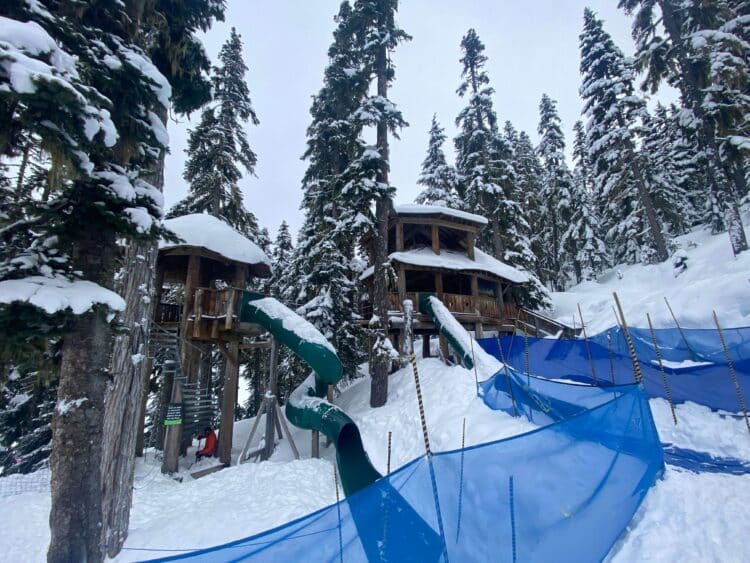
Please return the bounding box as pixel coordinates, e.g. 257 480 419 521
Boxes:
48 227 116 563
658 0 748 255
370 10 393 408
99 103 166 558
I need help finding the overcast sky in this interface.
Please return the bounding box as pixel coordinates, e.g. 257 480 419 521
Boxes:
163 1 662 240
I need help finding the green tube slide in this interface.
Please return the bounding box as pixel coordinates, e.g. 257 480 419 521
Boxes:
418 293 475 370
238 292 381 496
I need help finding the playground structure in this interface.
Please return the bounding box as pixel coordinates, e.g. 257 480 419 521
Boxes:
359 205 578 363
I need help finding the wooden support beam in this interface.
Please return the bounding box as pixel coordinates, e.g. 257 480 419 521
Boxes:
422 334 431 358
434 272 443 295
431 224 440 255
161 376 182 474
397 268 406 304
181 255 202 384
471 275 479 298
395 221 404 251
439 335 450 363
218 341 239 465
467 232 475 260
261 339 279 461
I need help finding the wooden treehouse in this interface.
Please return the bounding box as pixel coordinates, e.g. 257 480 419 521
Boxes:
148 213 272 474
360 204 576 359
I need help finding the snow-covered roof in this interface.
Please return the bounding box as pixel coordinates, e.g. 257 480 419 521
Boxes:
160 214 271 269
394 204 489 226
360 247 530 284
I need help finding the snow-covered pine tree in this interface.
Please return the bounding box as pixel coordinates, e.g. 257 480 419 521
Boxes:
169 28 261 241
269 221 293 295
415 114 461 208
537 94 575 289
507 126 547 284
454 30 549 309
282 1 376 390
0 1 184 559
619 0 748 254
640 106 694 235
580 8 670 265
565 122 607 282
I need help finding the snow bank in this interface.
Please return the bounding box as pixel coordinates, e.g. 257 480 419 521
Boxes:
360 247 529 284
0 276 125 314
553 220 750 331
160 214 271 267
394 204 489 225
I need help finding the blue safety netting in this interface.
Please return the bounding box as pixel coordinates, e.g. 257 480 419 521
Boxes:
148 379 663 562
478 329 750 412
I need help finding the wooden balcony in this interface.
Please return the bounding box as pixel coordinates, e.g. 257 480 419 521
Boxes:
386 291 503 323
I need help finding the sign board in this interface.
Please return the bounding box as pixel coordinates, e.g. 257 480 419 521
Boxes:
163 402 182 426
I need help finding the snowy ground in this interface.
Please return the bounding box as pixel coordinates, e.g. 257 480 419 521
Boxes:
552 217 750 332
1 355 748 562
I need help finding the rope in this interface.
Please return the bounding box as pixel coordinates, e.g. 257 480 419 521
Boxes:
509 476 517 563
386 431 392 475
496 335 519 417
647 313 678 425
713 311 750 436
334 467 343 563
665 296 697 361
409 354 431 455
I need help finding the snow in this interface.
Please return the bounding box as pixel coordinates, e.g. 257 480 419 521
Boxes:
0 276 125 315
160 214 271 268
249 297 335 353
1 353 749 561
360 247 529 284
55 398 87 415
650 359 713 370
394 203 489 225
552 220 750 332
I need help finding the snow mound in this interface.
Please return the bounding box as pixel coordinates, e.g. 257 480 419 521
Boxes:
553 220 750 332
161 214 271 268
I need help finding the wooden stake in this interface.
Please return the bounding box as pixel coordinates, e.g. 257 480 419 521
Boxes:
613 292 643 384
239 399 266 463
468 334 480 388
274 401 300 460
664 297 697 361
607 331 616 385
647 313 678 425
577 303 598 383
409 354 431 455
713 311 750 435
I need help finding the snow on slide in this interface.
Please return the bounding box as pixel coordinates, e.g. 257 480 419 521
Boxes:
421 294 502 378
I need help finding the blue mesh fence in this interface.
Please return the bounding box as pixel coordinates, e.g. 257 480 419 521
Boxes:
147 380 662 562
478 329 750 412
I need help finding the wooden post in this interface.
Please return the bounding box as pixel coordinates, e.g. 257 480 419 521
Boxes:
431 224 440 255
434 271 443 296
467 232 475 260
218 341 240 465
180 255 202 384
470 275 479 299
397 268 406 304
261 339 279 461
439 335 449 363
577 304 597 383
613 292 643 384
422 334 431 358
161 360 182 474
475 322 484 339
311 431 320 458
395 221 404 251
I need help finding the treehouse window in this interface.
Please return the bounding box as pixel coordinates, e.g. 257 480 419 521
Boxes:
442 273 471 295
405 270 436 292
478 277 498 298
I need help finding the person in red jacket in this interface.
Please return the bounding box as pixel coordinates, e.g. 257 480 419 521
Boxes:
195 426 217 461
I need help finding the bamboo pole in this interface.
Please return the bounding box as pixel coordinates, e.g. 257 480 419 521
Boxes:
386 431 392 475
664 296 697 361
613 292 643 384
409 354 431 455
607 331 616 385
577 303 598 383
647 313 678 425
713 311 750 435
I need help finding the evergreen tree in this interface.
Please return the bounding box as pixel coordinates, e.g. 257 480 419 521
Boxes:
269 221 293 295
415 115 461 208
537 94 575 289
169 28 261 241
565 122 607 282
580 8 669 265
619 0 748 254
454 30 548 308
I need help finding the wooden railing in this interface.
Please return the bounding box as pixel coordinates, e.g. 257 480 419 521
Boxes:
192 288 238 324
387 292 501 320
